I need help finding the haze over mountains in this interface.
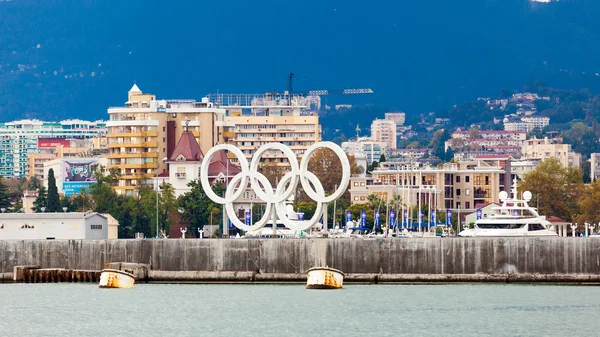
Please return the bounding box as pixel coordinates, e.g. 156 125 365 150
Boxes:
1 0 600 122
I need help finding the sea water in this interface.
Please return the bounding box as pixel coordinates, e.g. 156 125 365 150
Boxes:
1 283 599 336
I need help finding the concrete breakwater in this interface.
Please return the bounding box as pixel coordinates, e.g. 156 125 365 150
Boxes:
1 238 600 283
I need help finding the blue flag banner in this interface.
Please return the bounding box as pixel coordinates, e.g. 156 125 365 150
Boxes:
229 219 234 229
375 210 380 227
390 210 396 228
418 210 423 225
298 212 304 221
346 211 352 224
446 209 453 226
403 210 408 227
513 209 519 216
361 210 367 227
431 209 436 226
476 209 482 220
245 211 251 226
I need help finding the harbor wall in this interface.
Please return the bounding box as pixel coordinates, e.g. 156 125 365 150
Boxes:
1 238 600 278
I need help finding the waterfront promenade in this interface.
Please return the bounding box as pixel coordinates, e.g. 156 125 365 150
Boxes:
1 237 599 283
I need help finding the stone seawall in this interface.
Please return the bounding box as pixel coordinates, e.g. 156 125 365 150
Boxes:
1 238 599 281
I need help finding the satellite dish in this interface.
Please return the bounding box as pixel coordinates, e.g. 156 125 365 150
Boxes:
523 191 532 202
499 191 508 201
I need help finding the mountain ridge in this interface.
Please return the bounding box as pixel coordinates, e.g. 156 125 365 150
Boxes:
1 0 600 122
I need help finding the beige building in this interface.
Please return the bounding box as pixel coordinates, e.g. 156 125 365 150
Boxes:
27 138 101 181
106 85 233 195
225 113 321 168
591 153 600 181
349 161 507 212
371 119 397 150
521 137 581 168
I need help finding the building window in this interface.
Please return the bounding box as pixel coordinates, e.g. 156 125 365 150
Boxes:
354 196 359 201
456 176 461 183
90 224 103 230
360 196 366 201
360 182 365 187
353 182 359 187
465 202 470 209
456 189 461 196
465 176 470 183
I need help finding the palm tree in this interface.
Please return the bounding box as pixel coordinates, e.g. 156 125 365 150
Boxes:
367 194 382 210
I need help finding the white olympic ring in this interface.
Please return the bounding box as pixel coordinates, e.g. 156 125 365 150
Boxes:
200 141 350 232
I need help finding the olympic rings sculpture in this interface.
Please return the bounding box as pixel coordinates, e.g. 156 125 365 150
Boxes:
200 141 351 232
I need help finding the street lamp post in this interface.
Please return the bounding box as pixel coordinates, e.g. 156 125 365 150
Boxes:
456 204 461 237
156 157 167 239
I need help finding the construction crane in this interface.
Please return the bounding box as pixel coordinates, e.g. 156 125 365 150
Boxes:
287 72 374 97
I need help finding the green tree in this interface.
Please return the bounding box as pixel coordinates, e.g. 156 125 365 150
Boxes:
46 168 61 212
519 158 584 220
574 181 600 225
159 182 178 234
71 190 93 212
178 180 225 236
0 176 11 211
32 186 47 212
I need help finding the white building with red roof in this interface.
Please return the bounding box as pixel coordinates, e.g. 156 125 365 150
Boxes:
165 131 240 197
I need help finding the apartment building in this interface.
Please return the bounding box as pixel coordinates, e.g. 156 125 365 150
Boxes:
521 137 581 168
341 137 388 165
0 119 105 178
106 84 233 195
349 160 508 213
27 138 101 181
371 119 397 150
384 112 406 127
225 111 321 169
591 153 600 181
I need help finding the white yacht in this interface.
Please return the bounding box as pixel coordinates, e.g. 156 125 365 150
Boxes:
459 179 558 238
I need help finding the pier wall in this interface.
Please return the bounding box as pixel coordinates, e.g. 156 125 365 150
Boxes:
1 238 600 277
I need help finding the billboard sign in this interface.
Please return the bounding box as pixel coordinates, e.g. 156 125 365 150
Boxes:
62 160 98 196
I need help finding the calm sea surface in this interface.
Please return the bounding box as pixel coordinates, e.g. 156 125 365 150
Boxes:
1 283 599 336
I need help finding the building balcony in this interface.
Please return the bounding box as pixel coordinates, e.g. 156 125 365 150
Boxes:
106 152 159 159
107 131 158 138
176 172 186 179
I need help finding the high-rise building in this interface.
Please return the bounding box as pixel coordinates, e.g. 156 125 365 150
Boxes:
224 99 321 169
106 84 233 195
371 119 397 150
591 153 600 182
384 112 405 127
0 119 106 178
